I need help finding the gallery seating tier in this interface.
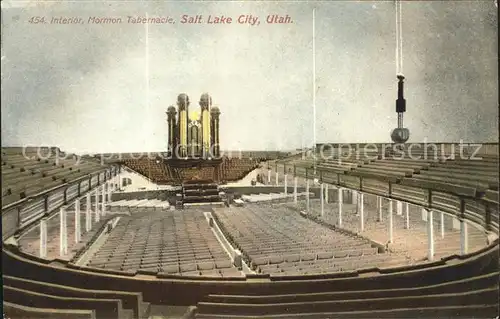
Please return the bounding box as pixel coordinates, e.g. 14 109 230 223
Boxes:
2 148 106 207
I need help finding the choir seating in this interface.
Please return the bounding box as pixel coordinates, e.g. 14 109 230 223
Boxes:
123 157 260 184
220 158 260 182
123 158 176 184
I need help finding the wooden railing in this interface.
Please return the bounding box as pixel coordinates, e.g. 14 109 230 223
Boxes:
274 162 499 233
1 165 122 241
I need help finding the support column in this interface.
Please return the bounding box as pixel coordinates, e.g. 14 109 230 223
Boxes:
293 176 298 204
59 206 68 256
422 208 428 221
320 183 324 217
74 198 81 243
396 201 403 215
351 190 358 205
267 169 271 184
440 212 445 239
40 217 47 258
325 184 329 203
94 189 100 222
460 219 468 255
275 171 279 186
377 196 382 221
306 179 310 211
360 193 364 232
338 187 343 227
284 174 288 195
405 203 410 229
101 185 106 216
85 192 92 231
108 180 113 203
115 174 120 190
388 199 393 243
427 209 434 261
106 183 110 203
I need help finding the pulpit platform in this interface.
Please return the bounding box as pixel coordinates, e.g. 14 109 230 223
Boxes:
165 157 223 168
165 157 223 184
179 179 225 207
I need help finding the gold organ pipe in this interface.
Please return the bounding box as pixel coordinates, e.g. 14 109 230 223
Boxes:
202 110 210 155
180 110 187 153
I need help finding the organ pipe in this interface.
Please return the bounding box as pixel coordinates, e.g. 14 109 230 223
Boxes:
177 94 190 158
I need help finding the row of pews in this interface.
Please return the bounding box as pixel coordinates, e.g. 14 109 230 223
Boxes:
2 148 104 206
213 205 410 276
219 158 259 182
122 158 176 184
3 274 150 319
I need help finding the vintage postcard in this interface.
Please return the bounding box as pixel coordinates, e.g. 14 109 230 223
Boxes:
1 0 498 318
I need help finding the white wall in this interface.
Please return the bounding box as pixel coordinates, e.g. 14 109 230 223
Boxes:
118 168 174 192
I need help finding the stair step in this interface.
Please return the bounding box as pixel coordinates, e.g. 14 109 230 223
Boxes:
3 285 123 319
3 275 145 319
196 288 498 316
203 272 498 304
195 304 498 318
121 308 135 319
3 301 96 319
140 301 151 319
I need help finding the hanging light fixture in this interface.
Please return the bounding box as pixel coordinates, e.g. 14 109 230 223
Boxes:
390 0 410 144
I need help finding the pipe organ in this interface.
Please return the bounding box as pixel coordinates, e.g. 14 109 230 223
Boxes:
177 94 189 158
167 93 220 159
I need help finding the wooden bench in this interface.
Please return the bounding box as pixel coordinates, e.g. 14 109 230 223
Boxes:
3 275 148 319
3 301 95 319
3 285 130 319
